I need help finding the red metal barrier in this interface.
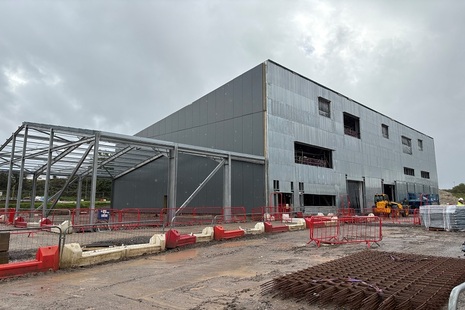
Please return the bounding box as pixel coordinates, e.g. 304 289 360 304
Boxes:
338 208 355 216
308 216 382 248
0 209 16 224
0 246 59 278
251 207 265 221
165 229 196 249
213 226 245 240
413 208 421 225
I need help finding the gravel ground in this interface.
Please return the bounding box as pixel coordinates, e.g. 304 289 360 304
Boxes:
1 225 465 310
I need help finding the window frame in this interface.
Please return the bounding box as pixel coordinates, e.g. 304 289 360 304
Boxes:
294 141 333 169
318 97 331 118
418 139 423 151
343 112 361 139
404 167 415 176
382 124 389 139
402 136 412 155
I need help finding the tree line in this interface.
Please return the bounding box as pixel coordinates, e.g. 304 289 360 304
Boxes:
0 172 112 200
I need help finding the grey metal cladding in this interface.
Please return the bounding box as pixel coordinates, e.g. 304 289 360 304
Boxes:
139 63 265 156
264 60 438 204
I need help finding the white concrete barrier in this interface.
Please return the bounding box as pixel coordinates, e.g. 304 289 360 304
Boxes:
242 222 265 235
60 234 165 268
194 227 214 242
287 218 306 231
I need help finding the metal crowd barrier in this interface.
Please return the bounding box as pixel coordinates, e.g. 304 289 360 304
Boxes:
308 215 382 248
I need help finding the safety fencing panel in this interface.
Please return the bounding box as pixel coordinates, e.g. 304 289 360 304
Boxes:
263 206 303 223
0 209 71 228
360 206 421 226
251 207 265 222
308 216 382 248
167 206 247 226
0 226 62 263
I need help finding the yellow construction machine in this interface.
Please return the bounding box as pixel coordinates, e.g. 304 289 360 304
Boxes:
372 194 409 217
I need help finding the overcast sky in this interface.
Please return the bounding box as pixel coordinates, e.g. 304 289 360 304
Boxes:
0 0 464 189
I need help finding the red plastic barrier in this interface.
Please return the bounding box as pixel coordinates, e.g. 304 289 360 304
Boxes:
0 246 59 278
13 216 27 228
264 222 289 233
213 226 245 241
165 229 197 249
40 218 52 227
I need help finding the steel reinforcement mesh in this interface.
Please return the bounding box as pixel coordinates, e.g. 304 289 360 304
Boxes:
262 250 465 310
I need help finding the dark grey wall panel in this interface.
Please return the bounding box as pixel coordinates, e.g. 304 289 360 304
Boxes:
120 63 266 211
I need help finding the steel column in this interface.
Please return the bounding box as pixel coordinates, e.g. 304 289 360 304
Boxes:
43 128 54 217
167 145 178 223
89 133 100 225
15 126 28 213
223 155 232 222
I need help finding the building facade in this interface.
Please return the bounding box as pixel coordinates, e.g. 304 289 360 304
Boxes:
113 60 438 214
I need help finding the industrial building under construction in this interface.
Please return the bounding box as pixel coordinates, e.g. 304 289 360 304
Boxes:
0 60 439 218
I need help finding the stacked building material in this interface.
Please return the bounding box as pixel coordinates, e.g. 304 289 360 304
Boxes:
420 205 465 231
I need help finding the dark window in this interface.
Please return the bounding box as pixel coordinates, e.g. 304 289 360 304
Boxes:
404 167 415 176
421 171 430 179
382 124 389 139
343 112 360 138
299 182 304 193
318 97 331 118
303 194 335 206
294 142 333 168
273 180 280 191
290 182 294 192
402 136 412 154
418 139 423 151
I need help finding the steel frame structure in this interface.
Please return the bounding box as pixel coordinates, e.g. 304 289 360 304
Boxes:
0 122 265 224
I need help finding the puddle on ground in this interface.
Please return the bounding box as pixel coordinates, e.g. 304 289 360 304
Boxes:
215 239 263 248
152 248 199 262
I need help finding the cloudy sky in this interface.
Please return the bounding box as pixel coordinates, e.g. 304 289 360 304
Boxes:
0 0 463 189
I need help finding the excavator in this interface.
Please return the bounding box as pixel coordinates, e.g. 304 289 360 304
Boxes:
372 194 409 217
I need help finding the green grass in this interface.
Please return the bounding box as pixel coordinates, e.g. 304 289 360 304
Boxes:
3 201 111 210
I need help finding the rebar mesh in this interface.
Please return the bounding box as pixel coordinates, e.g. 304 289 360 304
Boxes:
262 250 465 309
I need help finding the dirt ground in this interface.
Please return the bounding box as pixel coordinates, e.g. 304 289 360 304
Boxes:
1 224 465 310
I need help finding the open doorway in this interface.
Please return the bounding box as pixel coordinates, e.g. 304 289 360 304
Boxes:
347 180 364 214
383 184 396 201
269 191 294 213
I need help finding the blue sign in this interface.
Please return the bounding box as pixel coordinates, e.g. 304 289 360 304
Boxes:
97 209 110 221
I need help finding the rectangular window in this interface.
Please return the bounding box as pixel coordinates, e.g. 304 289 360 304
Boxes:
318 97 331 118
382 124 389 139
303 194 335 206
421 171 430 179
343 112 360 139
402 136 412 154
290 182 294 193
299 182 304 193
294 142 333 168
273 180 280 191
418 139 423 151
404 167 415 176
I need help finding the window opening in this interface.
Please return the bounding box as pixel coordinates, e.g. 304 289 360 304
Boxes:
294 142 333 168
382 124 389 139
273 180 280 191
404 167 415 176
343 112 360 138
418 139 423 151
318 97 331 118
421 171 430 179
402 136 412 154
